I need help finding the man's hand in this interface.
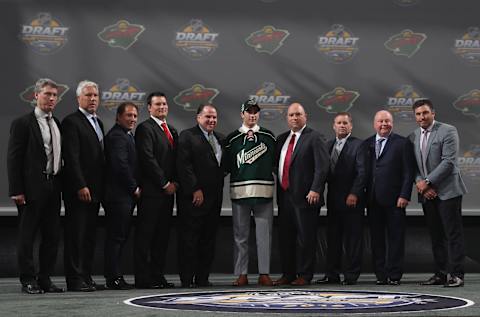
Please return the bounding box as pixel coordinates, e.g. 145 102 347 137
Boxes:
306 191 320 205
164 182 176 195
11 194 26 206
396 197 409 209
423 187 438 200
416 180 429 194
346 194 358 208
192 189 204 207
133 187 141 199
78 187 92 202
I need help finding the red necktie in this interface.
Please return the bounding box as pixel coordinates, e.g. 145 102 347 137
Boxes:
281 133 296 190
161 122 174 147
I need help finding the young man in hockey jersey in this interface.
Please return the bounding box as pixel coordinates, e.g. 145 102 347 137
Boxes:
226 99 276 286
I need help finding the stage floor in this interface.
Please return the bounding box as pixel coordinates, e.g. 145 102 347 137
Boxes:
0 273 478 316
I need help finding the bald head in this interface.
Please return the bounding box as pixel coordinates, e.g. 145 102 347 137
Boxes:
287 103 307 132
374 110 393 137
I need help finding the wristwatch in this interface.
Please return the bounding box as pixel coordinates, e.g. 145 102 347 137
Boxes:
425 178 431 185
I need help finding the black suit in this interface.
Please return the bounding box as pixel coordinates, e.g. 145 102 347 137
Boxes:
176 125 225 286
363 133 414 282
276 126 329 281
103 123 138 282
325 136 366 282
7 111 62 287
134 118 178 286
62 110 105 288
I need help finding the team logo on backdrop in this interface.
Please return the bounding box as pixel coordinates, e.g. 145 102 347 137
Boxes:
97 20 145 50
384 29 427 57
125 289 473 314
19 12 69 55
453 89 480 118
386 85 426 120
316 87 360 113
174 19 219 60
245 25 289 55
173 84 219 111
101 78 146 110
19 83 69 106
316 24 359 63
249 82 291 120
452 27 480 66
458 145 480 183
393 0 420 7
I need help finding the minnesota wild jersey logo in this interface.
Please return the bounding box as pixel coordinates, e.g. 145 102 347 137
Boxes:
384 29 426 58
316 87 359 113
245 25 289 55
453 89 480 117
97 20 145 50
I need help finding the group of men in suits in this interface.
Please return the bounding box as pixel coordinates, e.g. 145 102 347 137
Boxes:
7 77 467 293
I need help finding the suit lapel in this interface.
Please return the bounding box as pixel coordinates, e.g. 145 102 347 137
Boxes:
425 122 439 160
414 128 423 172
29 112 45 150
290 127 309 163
378 133 393 159
196 126 218 164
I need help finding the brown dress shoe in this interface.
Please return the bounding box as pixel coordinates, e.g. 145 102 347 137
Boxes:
258 274 273 286
273 276 293 286
232 274 248 286
291 277 310 286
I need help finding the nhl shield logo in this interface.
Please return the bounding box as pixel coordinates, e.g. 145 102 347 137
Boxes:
19 12 69 55
19 83 69 106
174 19 219 60
173 84 219 111
384 29 427 58
245 25 290 55
453 89 480 117
98 20 145 50
316 87 359 113
452 27 480 66
316 24 359 64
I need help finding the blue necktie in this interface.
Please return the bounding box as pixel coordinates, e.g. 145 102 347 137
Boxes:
91 116 103 143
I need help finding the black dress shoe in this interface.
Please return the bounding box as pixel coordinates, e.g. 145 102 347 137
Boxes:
67 281 96 292
341 280 357 285
444 276 464 288
22 283 44 294
388 280 401 286
376 279 388 285
181 283 197 288
195 280 213 287
41 283 65 293
107 277 134 290
315 276 340 284
420 274 447 286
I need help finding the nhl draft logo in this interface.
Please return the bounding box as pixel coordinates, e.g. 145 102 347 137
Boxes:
249 82 291 120
19 12 69 55
386 85 426 120
19 83 69 106
452 27 480 66
384 29 427 58
458 145 480 183
101 78 146 110
453 89 480 117
174 19 219 60
125 289 473 314
316 87 360 114
173 84 219 111
97 20 145 50
245 25 289 55
393 0 420 7
316 24 359 64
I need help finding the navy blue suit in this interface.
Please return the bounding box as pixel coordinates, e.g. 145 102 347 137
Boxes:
103 123 138 282
325 136 366 282
363 133 414 282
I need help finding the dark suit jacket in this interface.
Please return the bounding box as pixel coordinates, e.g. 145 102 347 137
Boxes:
8 111 62 201
135 118 178 197
62 110 105 202
326 136 366 210
363 133 414 207
104 123 138 203
177 125 225 198
276 126 329 208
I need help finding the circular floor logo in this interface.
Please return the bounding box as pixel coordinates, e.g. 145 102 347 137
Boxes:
125 289 473 314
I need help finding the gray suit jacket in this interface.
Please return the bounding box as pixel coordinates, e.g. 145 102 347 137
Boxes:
409 121 467 201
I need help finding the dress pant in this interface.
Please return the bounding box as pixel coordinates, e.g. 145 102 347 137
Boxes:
104 200 135 281
367 201 405 281
232 200 273 275
278 190 319 282
325 205 363 282
177 190 222 285
17 178 61 285
134 194 173 285
422 195 465 278
64 198 100 287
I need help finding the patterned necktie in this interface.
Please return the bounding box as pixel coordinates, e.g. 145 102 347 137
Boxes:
91 116 104 144
46 116 61 174
208 133 217 154
127 131 135 144
281 133 296 190
161 122 174 147
421 129 430 175
375 138 385 159
330 140 340 172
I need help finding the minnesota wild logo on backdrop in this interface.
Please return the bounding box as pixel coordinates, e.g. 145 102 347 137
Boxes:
316 87 359 114
97 20 145 50
245 25 289 55
453 89 480 117
19 83 69 106
174 84 219 111
384 29 427 58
